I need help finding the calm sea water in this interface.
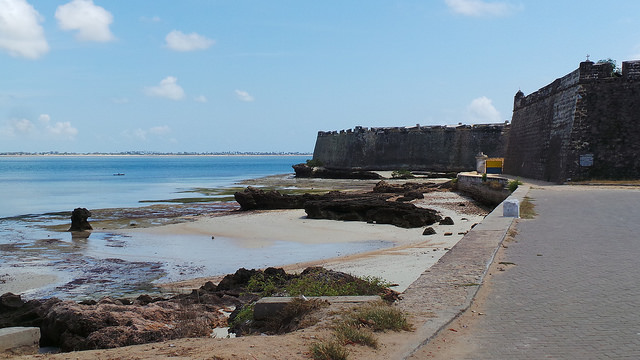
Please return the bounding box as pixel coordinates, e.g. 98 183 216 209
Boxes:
0 155 392 300
0 155 309 218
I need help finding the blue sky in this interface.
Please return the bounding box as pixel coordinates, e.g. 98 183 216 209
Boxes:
1 0 640 153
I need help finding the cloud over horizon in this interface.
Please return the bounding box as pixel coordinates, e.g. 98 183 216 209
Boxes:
122 125 172 142
144 76 185 100
445 0 522 17
1 114 77 140
0 0 49 59
55 0 115 42
466 96 503 123
165 30 214 52
235 90 254 102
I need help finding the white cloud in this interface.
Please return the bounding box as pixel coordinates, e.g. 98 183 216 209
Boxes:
149 125 170 135
2 118 35 136
55 0 115 42
235 90 254 102
1 114 77 140
445 0 521 17
194 95 207 103
122 125 171 141
46 120 78 139
144 76 185 100
140 15 161 23
165 30 214 52
0 0 49 59
466 96 502 123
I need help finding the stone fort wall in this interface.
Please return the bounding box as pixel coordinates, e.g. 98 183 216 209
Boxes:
312 60 640 181
504 60 640 182
312 124 509 172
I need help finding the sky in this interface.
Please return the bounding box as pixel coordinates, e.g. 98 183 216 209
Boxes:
1 0 640 153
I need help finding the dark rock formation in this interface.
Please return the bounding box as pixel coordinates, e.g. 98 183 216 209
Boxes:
0 293 60 329
422 227 436 235
292 163 313 177
68 207 92 231
304 198 441 228
234 187 310 210
439 216 455 225
1 265 400 352
292 164 382 179
234 187 391 211
373 180 449 193
396 191 425 202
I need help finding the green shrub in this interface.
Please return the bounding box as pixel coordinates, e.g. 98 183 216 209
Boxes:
507 179 523 192
246 272 283 296
344 301 411 332
228 303 254 329
333 323 378 349
391 169 415 179
481 173 487 182
310 339 349 360
306 159 324 167
487 180 504 190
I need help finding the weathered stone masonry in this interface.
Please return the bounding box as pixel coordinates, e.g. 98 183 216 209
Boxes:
312 124 509 172
504 60 640 182
312 60 640 181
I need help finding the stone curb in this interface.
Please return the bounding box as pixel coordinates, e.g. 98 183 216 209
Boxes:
397 184 531 359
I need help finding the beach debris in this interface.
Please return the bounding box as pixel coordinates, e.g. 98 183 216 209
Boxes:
444 233 453 236
422 227 436 235
68 208 92 231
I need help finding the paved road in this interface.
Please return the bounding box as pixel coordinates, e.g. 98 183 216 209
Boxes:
423 186 640 359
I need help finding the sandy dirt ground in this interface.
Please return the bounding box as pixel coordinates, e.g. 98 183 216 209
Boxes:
4 179 492 360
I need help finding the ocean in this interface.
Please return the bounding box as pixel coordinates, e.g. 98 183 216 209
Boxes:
0 155 390 300
0 155 310 218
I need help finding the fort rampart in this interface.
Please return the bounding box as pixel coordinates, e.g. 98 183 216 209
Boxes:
311 60 640 181
312 124 508 172
504 60 640 182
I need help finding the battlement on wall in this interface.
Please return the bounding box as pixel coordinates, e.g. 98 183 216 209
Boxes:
514 60 640 111
505 59 640 182
317 123 509 137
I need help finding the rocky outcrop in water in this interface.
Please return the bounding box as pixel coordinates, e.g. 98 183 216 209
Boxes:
234 187 392 211
304 198 441 228
292 163 382 179
68 208 93 231
372 180 452 194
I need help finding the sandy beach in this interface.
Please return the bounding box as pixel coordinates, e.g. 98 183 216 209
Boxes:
2 175 494 359
144 189 488 293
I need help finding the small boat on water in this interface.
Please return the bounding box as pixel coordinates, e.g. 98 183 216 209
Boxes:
113 173 125 176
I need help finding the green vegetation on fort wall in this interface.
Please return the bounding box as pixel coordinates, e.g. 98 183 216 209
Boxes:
391 169 415 179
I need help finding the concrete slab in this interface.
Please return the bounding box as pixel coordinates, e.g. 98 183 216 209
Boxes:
254 295 380 320
0 327 40 354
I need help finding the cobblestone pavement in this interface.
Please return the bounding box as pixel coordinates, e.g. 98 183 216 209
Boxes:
423 186 640 359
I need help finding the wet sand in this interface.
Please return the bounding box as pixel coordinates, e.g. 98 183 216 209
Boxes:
1 176 488 299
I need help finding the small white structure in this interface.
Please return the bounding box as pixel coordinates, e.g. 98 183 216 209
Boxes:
476 152 488 173
503 199 520 217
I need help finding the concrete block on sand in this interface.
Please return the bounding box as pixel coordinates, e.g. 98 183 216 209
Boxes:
254 296 380 320
0 327 40 354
